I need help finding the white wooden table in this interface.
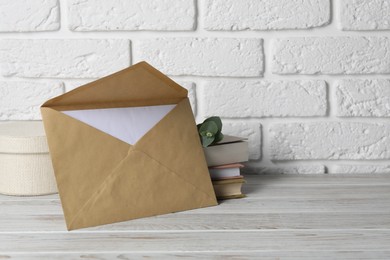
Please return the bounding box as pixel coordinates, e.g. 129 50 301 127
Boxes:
1 174 389 259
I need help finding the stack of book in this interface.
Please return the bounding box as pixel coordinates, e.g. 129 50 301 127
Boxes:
203 135 249 200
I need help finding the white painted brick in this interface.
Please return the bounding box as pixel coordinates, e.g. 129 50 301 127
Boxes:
272 37 390 74
64 80 95 92
0 81 64 120
135 38 263 77
254 166 326 174
341 0 390 30
221 122 261 160
336 79 390 117
200 80 327 117
68 0 195 31
204 0 330 30
332 165 390 174
0 39 130 78
270 122 390 160
0 0 59 32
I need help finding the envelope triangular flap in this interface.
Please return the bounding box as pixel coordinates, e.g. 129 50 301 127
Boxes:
68 148 213 230
42 62 188 110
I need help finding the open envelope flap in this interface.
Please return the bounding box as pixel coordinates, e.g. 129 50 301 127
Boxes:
42 62 188 110
41 107 131 225
67 98 217 230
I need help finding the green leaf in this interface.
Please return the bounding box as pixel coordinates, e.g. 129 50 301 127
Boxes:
197 116 224 147
204 116 222 131
199 121 218 136
213 131 224 144
201 135 215 147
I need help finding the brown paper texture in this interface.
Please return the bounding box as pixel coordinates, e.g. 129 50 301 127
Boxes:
41 62 217 230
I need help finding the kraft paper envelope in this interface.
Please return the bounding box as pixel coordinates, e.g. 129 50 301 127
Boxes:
41 61 217 230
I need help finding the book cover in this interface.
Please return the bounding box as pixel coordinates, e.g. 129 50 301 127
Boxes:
203 135 249 167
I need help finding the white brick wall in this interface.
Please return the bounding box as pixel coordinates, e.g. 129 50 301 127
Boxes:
1 0 390 174
270 122 390 160
203 0 330 30
336 79 390 117
341 0 390 30
0 81 63 120
68 0 195 31
135 38 263 76
0 0 60 32
272 37 390 74
200 80 327 117
0 39 130 78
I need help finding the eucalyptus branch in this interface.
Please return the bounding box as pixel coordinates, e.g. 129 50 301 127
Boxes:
197 116 224 147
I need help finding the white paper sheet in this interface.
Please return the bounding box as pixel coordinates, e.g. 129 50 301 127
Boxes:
62 104 176 145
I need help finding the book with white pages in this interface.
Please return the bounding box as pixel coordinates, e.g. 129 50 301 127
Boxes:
208 163 244 180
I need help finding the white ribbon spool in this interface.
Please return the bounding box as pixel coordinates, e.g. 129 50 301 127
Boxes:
0 121 57 196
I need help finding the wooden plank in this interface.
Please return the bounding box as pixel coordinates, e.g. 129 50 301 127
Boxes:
1 230 390 252
2 196 390 215
0 212 389 232
2 184 390 202
0 193 58 202
2 251 390 260
202 197 390 213
5 184 389 202
242 184 390 199
0 174 389 259
0 174 390 201
1 195 389 216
